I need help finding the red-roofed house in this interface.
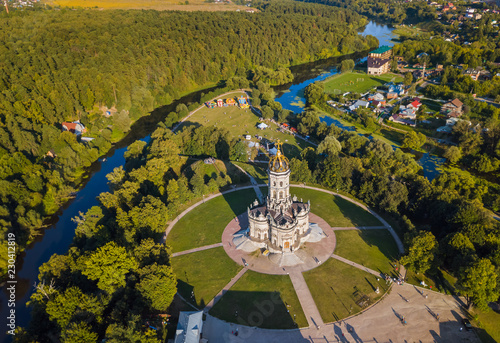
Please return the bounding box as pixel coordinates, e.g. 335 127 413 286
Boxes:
62 121 86 135
408 99 422 109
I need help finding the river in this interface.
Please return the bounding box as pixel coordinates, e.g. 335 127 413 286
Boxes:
0 21 443 342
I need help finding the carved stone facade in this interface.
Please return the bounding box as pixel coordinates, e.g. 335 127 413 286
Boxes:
247 142 310 253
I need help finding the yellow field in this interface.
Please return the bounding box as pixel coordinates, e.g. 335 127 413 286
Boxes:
44 0 254 11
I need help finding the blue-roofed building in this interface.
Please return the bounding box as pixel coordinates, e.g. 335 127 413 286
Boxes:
174 311 204 343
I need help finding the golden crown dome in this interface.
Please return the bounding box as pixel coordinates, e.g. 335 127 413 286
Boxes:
269 140 290 172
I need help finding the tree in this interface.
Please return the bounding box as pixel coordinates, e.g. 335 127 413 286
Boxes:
457 258 499 310
317 135 342 157
443 146 462 164
400 230 438 274
80 242 137 294
404 72 413 86
261 105 274 120
304 82 324 105
340 59 355 73
137 263 177 311
402 131 426 151
290 158 312 183
61 323 98 343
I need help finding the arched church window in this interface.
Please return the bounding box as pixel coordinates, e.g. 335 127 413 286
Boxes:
279 191 283 199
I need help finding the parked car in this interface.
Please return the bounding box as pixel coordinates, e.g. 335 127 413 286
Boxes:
462 318 473 331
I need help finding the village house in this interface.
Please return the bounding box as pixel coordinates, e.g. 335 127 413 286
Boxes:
442 2 456 11
387 83 405 99
61 120 86 135
441 98 463 118
349 100 370 111
407 98 422 110
367 46 392 75
389 113 416 127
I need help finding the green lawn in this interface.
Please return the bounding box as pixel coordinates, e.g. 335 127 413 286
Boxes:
334 229 399 275
209 270 308 329
167 188 257 253
290 187 382 227
232 161 268 184
304 258 389 323
323 72 403 94
178 91 313 158
171 247 243 308
472 307 500 343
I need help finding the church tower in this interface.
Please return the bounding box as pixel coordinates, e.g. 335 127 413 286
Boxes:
267 141 292 213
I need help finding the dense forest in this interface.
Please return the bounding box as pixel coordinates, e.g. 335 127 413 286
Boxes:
296 0 437 24
0 2 379 277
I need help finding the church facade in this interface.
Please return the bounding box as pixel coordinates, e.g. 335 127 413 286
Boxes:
247 142 310 253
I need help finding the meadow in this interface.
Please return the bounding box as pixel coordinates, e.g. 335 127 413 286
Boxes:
323 72 403 95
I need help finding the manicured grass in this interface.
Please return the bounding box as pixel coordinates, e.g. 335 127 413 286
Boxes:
323 72 403 95
167 188 257 253
304 258 389 323
171 247 243 308
209 270 308 329
290 187 382 227
46 0 251 11
232 161 268 184
178 91 313 158
472 307 500 343
334 230 399 275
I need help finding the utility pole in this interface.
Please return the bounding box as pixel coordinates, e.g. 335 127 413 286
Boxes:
4 0 9 14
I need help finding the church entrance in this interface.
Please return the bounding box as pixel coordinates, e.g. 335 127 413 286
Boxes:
284 241 290 249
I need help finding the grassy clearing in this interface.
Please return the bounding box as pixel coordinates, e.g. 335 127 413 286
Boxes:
178 91 313 158
184 159 250 184
167 188 256 253
334 230 399 275
290 187 382 227
209 270 308 329
232 161 268 184
304 258 389 323
45 0 252 11
323 72 403 95
171 247 243 308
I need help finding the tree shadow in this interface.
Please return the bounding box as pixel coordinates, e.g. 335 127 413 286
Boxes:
208 290 299 330
221 188 260 220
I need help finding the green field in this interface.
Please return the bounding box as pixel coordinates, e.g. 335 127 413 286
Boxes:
290 187 382 227
45 0 251 11
232 161 268 184
334 229 399 275
323 72 403 94
178 91 313 158
171 247 243 308
304 258 389 323
209 270 308 329
167 188 256 253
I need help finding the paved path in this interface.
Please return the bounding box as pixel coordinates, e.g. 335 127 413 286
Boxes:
289 270 324 329
204 267 248 313
171 242 223 257
331 254 382 277
332 226 387 230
